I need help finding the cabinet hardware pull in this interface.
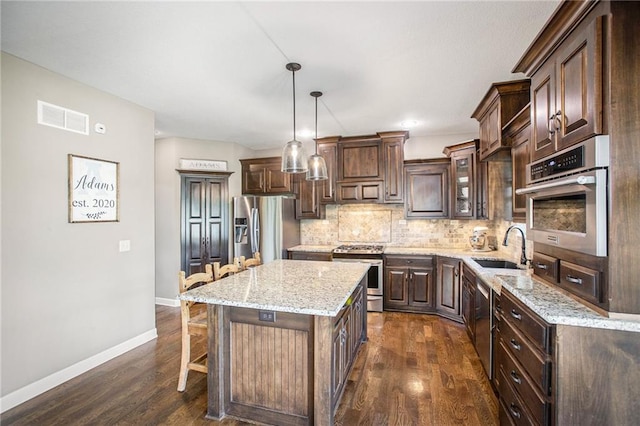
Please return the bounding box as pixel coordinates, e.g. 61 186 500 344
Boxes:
510 338 521 351
510 370 522 384
534 263 548 270
509 403 522 419
566 275 583 285
548 114 556 136
510 309 522 321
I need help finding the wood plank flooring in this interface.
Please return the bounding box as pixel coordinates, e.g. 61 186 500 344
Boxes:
1 306 497 425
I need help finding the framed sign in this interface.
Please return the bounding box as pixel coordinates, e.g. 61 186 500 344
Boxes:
179 158 228 171
68 154 119 223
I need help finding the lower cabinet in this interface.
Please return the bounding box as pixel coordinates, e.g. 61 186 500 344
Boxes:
436 256 462 322
383 255 435 313
496 289 554 426
288 250 332 261
332 285 364 405
461 263 476 342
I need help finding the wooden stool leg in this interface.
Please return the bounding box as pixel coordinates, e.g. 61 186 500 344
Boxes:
177 331 190 391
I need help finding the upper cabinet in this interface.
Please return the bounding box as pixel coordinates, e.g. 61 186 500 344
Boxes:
528 14 604 161
294 176 325 220
404 158 450 219
240 157 294 195
316 131 408 205
471 80 531 161
503 104 531 223
443 140 485 220
316 137 339 204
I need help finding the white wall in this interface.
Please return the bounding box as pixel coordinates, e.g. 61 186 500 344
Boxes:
0 53 156 407
404 132 478 160
154 137 255 302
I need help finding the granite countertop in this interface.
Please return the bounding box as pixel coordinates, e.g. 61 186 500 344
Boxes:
287 244 640 333
179 259 370 317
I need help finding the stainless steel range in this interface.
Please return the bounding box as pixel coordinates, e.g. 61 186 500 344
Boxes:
332 244 384 312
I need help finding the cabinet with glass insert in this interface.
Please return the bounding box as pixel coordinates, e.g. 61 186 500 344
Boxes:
444 140 481 219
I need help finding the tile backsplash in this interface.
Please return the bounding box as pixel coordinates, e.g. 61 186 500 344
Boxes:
301 203 532 264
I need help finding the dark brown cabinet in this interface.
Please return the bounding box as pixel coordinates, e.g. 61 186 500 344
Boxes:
240 157 294 195
404 159 450 219
461 263 476 342
317 138 338 204
496 289 554 426
380 131 406 203
180 173 230 275
530 15 604 161
443 140 487 219
471 80 530 161
503 104 531 222
383 255 435 313
436 256 462 321
287 250 332 261
294 176 325 220
315 131 407 205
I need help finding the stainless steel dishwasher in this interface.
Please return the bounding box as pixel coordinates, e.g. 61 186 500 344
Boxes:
475 278 492 380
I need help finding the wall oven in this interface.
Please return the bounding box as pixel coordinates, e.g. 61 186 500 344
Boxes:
332 245 384 312
517 136 609 257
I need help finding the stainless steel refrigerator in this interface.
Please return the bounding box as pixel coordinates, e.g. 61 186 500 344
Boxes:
233 196 300 263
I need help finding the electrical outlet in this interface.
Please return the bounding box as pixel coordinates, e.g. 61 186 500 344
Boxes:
119 240 131 252
258 310 276 322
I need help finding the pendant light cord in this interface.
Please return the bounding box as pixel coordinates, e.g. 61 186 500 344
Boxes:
292 67 296 140
314 95 318 155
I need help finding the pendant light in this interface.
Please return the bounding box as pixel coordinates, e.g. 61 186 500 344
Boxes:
281 62 308 173
306 91 328 181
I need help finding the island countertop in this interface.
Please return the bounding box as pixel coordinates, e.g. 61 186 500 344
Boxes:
179 259 370 317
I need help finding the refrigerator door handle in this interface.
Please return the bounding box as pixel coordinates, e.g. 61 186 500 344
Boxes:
251 207 260 254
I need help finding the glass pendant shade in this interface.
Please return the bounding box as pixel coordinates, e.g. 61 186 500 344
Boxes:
281 138 308 173
281 62 308 173
306 153 328 180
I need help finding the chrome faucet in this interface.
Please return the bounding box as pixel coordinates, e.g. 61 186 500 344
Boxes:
503 225 528 265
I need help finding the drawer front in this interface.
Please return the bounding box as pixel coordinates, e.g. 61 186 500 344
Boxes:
498 340 550 426
498 316 551 395
559 260 600 304
531 252 558 283
384 255 433 268
502 290 552 353
498 369 539 426
289 252 332 261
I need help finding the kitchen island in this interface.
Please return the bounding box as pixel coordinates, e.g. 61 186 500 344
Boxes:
180 259 370 426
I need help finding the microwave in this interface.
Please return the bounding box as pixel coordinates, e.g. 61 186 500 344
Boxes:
516 136 609 257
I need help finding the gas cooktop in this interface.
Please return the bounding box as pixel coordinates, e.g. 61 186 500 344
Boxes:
332 244 384 254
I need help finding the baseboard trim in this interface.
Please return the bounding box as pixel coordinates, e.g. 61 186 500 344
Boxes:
155 297 179 307
0 328 158 414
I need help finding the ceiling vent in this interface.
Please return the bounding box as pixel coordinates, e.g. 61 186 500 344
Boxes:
37 100 89 135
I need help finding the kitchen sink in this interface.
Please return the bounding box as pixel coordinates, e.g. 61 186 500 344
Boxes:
472 258 521 269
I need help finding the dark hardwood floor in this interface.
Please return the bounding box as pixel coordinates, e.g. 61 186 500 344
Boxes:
1 306 497 425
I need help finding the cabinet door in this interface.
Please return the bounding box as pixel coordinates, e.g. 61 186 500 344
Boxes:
555 16 603 150
383 138 404 203
451 150 475 219
436 257 461 319
531 59 557 161
295 178 324 219
408 267 435 311
336 181 383 203
317 141 337 204
405 163 449 218
511 123 531 222
242 163 265 194
384 268 408 309
479 101 501 160
265 162 293 194
338 140 382 181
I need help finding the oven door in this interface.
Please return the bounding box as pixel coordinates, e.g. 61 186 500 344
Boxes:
516 169 608 256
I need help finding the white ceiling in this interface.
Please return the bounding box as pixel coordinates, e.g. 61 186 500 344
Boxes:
1 1 560 150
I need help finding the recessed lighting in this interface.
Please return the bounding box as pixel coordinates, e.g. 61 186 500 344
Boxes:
400 120 419 129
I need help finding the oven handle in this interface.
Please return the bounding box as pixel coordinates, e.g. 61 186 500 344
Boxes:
515 174 595 195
